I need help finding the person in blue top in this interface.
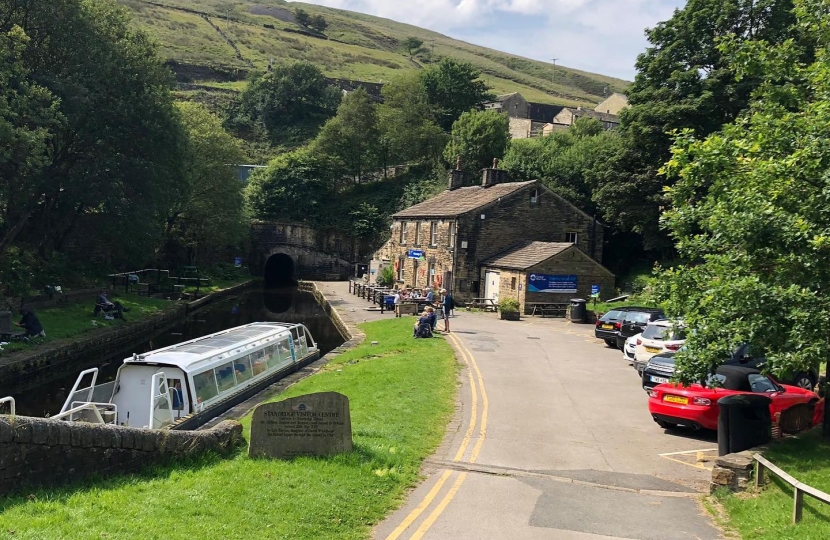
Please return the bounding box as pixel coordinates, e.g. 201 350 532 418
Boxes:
425 288 435 302
440 289 454 333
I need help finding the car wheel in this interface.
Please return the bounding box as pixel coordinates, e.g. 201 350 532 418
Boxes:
655 419 677 430
793 372 815 391
604 339 616 348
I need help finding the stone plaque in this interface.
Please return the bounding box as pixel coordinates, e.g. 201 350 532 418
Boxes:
248 392 352 459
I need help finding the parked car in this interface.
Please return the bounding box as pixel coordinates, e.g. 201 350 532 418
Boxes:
594 307 648 348
641 344 820 392
623 334 638 364
633 320 686 375
648 365 822 431
615 308 665 349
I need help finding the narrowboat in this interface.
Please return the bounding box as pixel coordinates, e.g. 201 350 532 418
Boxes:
38 322 319 430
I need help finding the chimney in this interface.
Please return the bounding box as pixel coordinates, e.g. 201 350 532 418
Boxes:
481 158 510 188
447 157 465 190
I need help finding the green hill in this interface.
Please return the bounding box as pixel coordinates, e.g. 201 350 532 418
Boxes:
118 0 629 107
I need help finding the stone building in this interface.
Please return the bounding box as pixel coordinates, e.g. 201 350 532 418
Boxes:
372 168 605 302
594 92 629 115
484 93 564 139
549 107 621 131
481 241 615 314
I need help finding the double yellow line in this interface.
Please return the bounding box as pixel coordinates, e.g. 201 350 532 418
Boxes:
384 332 489 540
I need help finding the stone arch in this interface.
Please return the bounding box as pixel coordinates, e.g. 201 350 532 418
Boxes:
264 253 296 287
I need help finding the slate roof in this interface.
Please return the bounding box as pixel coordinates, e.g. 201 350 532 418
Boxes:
393 180 536 219
569 108 620 124
482 241 575 270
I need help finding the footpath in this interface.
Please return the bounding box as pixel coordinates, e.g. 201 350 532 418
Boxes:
322 282 721 540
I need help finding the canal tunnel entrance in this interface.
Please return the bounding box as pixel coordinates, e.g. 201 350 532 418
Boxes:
264 253 296 287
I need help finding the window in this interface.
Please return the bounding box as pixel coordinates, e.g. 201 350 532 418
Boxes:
400 222 408 244
749 374 778 393
471 281 480 293
414 221 421 245
511 277 517 290
642 325 670 341
397 258 405 281
430 222 438 246
428 262 436 286
565 232 578 244
250 350 268 376
234 355 254 383
458 279 468 292
193 371 218 404
530 188 539 204
448 222 456 248
214 362 237 393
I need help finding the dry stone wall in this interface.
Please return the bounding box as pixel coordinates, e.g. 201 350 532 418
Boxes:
0 416 243 495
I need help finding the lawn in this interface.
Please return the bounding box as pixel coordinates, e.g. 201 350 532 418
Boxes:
715 430 830 539
0 293 175 356
0 318 459 539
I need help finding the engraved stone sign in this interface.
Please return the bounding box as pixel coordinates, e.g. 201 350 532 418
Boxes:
248 392 352 459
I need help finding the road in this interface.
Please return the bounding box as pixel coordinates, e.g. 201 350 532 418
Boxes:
317 283 721 540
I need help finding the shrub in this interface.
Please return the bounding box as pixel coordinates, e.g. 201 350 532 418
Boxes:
498 298 520 313
377 265 394 286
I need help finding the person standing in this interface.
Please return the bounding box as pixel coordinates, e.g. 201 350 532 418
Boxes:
393 289 402 317
440 289 454 333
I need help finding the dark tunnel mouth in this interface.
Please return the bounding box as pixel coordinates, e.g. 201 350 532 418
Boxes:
264 253 296 287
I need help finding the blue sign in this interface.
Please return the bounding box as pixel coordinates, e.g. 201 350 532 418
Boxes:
527 274 578 294
234 256 243 268
591 284 600 295
408 249 425 259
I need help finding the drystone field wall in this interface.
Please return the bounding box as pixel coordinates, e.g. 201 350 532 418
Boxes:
0 416 243 495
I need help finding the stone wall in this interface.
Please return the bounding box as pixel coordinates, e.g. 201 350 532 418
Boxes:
508 117 533 139
0 416 242 495
375 220 456 291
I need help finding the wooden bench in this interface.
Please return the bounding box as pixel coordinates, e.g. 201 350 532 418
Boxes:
467 298 497 312
528 303 568 317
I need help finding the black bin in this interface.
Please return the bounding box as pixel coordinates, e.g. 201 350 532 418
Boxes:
569 298 587 323
717 394 772 456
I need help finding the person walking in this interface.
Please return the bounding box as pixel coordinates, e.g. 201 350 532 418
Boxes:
440 289 454 333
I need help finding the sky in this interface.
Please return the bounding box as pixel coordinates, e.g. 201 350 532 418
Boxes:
293 0 687 81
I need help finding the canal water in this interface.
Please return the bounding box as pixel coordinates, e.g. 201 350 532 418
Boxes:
10 286 345 418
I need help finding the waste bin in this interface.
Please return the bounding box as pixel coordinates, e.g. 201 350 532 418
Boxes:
717 394 772 456
569 298 587 323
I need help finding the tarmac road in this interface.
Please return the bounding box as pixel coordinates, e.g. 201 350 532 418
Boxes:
317 284 721 540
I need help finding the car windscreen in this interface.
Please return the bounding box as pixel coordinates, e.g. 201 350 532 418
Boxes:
600 310 624 322
624 312 651 324
642 325 670 340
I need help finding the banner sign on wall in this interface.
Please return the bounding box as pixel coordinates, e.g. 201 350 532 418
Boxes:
407 249 425 259
527 274 578 294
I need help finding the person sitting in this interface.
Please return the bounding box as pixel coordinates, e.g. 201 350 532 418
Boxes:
16 306 45 339
425 288 435 302
425 306 437 331
413 310 433 339
94 289 130 320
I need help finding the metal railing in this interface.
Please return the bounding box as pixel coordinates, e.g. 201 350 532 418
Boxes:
755 454 830 523
0 396 15 416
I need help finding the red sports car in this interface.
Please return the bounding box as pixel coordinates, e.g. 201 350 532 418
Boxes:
648 365 823 431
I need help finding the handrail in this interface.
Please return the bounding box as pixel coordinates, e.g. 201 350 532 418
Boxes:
755 454 830 523
0 396 15 415
60 368 99 414
50 402 107 424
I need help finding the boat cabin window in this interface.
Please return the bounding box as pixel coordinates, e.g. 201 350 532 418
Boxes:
265 344 281 368
278 338 292 361
251 349 268 376
215 361 237 393
167 378 185 412
193 371 219 403
235 355 254 383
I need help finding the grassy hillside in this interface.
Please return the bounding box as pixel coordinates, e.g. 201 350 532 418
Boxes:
118 0 629 107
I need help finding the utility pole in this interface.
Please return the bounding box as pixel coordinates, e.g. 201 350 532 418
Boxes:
551 58 558 88
430 39 436 56
226 9 230 29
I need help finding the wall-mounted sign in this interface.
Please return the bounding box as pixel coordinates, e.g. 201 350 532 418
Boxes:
591 284 600 296
407 249 425 259
234 257 243 268
527 274 578 294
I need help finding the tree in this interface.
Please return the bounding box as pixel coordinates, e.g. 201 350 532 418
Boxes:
443 110 510 172
313 88 381 184
162 103 246 264
309 14 328 33
378 71 447 166
420 58 494 131
658 0 830 431
502 118 620 213
241 62 341 144
401 36 423 57
590 0 799 252
294 8 311 27
0 0 184 266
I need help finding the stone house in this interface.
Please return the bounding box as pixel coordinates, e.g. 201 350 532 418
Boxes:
372 168 605 302
481 241 615 314
549 107 621 131
594 92 629 115
484 93 564 139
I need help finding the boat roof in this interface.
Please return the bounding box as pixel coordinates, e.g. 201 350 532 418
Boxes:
127 322 303 372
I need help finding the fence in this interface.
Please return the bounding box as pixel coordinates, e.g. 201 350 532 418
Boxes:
755 454 830 523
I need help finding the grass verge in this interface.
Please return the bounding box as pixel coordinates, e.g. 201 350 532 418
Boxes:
714 429 830 539
0 317 458 539
0 293 175 356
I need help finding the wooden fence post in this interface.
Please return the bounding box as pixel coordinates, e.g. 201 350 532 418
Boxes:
756 460 765 488
794 487 804 523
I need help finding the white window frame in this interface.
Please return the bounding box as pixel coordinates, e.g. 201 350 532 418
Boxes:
530 188 539 204
397 259 405 281
430 222 438 246
565 232 578 244
400 221 408 244
448 222 456 248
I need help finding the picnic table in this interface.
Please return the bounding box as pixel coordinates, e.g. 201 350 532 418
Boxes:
467 298 498 312
527 302 568 317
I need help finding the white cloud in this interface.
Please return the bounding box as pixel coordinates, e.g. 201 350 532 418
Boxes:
291 0 685 80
